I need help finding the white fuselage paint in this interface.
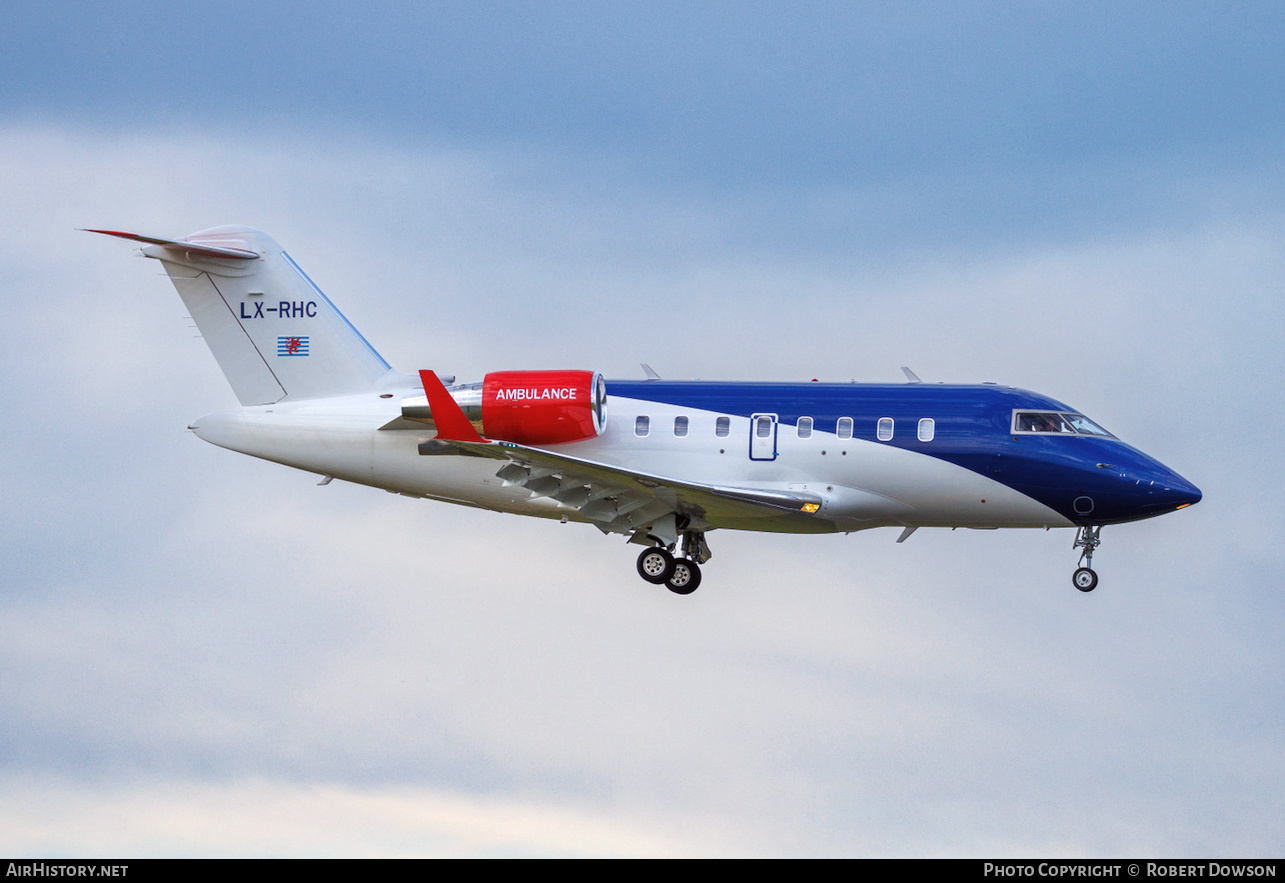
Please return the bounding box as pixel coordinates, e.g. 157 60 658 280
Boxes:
189 390 1071 535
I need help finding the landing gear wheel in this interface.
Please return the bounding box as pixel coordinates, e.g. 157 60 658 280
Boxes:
666 559 702 595
637 547 675 584
1073 567 1098 592
1072 526 1103 594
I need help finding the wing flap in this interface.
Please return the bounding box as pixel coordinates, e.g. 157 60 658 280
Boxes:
446 436 823 523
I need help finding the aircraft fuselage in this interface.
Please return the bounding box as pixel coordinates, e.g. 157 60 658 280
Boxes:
190 376 1200 536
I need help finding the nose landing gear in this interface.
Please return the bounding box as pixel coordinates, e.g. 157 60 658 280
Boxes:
1072 525 1101 592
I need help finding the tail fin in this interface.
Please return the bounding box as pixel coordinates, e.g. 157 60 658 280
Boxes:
91 226 391 404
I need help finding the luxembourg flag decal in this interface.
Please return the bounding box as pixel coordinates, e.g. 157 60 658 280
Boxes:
277 336 309 357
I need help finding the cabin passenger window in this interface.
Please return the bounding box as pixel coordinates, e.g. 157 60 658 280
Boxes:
837 417 853 440
877 417 894 441
715 416 730 437
674 416 689 437
756 416 773 438
918 418 935 442
635 416 650 437
797 417 813 439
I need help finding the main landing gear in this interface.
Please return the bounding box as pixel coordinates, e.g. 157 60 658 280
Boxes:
1072 525 1102 592
636 546 703 595
635 531 707 595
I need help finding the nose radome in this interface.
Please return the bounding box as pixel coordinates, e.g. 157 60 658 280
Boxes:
1095 451 1202 522
1167 475 1202 509
1144 467 1201 511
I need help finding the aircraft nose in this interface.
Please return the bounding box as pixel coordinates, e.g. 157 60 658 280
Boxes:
1132 465 1201 514
1081 449 1202 524
1160 473 1202 509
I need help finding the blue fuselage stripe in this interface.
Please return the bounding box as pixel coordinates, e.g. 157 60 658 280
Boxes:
604 380 1200 525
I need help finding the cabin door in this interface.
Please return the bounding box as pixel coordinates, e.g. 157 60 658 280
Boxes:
749 413 778 461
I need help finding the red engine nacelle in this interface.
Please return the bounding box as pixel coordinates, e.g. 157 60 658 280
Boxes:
480 370 607 445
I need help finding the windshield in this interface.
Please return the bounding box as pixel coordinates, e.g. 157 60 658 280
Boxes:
1064 413 1112 436
1012 410 1115 438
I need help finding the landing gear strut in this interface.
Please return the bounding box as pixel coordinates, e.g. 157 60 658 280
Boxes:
1072 525 1101 592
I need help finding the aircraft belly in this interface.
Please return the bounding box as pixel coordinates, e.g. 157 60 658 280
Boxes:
834 440 1073 528
190 404 376 481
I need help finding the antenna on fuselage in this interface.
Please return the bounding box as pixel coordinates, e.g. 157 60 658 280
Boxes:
901 366 922 383
641 363 661 380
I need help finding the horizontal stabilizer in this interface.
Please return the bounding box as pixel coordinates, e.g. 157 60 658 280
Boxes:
84 229 260 261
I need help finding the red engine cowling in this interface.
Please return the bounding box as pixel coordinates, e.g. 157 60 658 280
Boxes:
481 370 607 445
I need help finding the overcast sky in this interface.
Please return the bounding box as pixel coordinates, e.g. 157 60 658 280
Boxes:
1 1 1282 857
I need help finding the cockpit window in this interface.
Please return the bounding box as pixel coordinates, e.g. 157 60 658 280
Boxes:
1014 412 1073 433
1012 410 1114 438
1064 414 1112 437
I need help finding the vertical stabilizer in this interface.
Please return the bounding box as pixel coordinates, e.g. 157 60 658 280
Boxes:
96 226 392 404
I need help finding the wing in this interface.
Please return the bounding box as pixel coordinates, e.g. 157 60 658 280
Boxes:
416 370 824 545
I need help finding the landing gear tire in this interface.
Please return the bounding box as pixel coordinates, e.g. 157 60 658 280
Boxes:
666 559 702 595
637 547 675 585
1073 567 1098 592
